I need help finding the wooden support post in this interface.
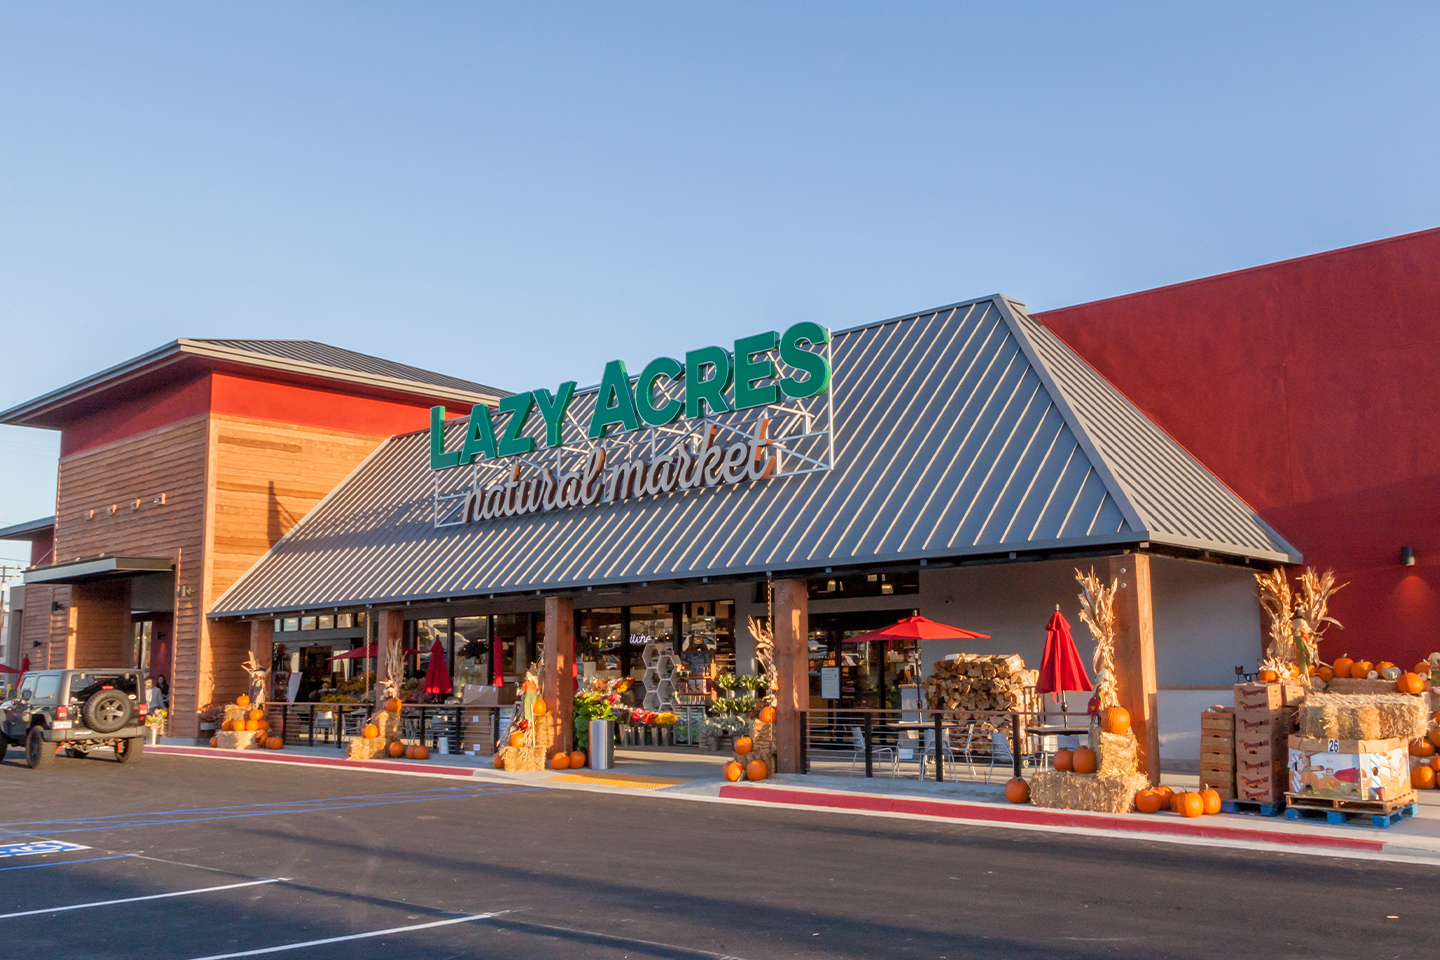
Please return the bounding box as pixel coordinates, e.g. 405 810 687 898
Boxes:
375 610 404 708
249 620 274 703
772 579 808 774
1110 554 1160 785
543 597 575 755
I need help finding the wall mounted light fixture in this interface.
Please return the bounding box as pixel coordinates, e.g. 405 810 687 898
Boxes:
1401 546 1416 567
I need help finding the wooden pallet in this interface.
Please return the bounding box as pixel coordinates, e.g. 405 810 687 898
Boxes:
1220 798 1283 817
1284 792 1419 828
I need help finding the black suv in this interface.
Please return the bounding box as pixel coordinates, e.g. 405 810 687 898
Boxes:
1 669 148 768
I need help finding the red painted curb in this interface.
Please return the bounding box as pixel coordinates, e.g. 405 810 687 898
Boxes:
151 744 485 779
718 785 1386 852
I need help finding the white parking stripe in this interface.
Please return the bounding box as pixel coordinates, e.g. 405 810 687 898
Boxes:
0 878 286 920
181 912 508 959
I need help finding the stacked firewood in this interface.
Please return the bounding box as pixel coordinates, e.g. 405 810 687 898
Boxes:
924 654 1037 715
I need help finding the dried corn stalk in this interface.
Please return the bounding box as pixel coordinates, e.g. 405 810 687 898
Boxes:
1255 568 1295 677
1294 567 1346 667
241 652 269 708
747 615 777 705
1076 567 1119 709
379 635 404 702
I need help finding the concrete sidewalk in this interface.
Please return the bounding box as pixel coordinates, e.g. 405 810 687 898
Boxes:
150 742 1440 866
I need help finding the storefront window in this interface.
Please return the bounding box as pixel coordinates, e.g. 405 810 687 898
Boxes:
494 613 528 682
453 616 489 688
578 608 624 681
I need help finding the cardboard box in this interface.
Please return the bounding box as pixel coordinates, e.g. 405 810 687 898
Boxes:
1287 735 1410 802
1234 681 1304 712
1234 709 1294 738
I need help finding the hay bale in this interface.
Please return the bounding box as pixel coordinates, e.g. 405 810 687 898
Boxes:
502 745 544 772
1325 678 1397 695
1030 770 1149 813
1089 726 1139 778
215 730 257 751
347 736 387 760
1297 693 1427 741
223 704 249 725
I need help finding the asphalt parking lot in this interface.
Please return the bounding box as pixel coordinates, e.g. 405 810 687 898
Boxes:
2 750 1439 959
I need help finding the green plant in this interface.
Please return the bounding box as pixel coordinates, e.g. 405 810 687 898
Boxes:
573 691 617 752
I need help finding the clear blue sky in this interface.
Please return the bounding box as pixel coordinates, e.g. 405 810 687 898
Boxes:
2 3 1438 564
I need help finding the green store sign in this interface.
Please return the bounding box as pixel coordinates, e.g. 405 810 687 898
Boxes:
428 321 831 471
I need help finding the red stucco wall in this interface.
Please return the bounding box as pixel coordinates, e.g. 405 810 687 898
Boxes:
1038 227 1440 666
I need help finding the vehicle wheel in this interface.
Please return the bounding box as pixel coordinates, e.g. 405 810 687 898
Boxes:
0 733 9 762
82 690 133 734
114 736 144 764
26 727 56 769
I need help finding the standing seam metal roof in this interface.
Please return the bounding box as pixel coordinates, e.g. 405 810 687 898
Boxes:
210 296 1300 616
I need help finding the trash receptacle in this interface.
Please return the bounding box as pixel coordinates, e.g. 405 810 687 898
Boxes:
589 719 615 770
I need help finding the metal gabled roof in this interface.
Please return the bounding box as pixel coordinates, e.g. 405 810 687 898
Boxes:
0 339 507 428
210 296 1300 617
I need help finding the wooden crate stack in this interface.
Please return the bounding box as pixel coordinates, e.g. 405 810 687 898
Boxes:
1198 706 1236 799
1233 681 1303 805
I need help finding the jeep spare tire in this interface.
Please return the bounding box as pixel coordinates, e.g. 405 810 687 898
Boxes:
82 689 133 734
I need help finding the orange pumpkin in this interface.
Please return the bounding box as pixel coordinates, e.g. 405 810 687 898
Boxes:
220 719 232 731
1135 789 1163 814
237 694 251 707
492 753 506 768
248 708 264 722
1434 710 1440 725
1415 662 1433 677
1316 666 1335 683
508 732 525 748
256 719 269 731
1413 765 1436 790
385 697 403 714
532 699 549 718
1053 749 1074 772
1178 792 1205 818
568 750 585 768
1153 784 1175 802
1005 778 1031 804
413 745 430 760
404 744 417 759
1409 738 1435 758
1332 656 1354 679
1378 661 1396 672
1429 727 1440 749
1071 746 1097 775
1257 669 1279 683
388 741 406 757
1430 755 1440 773
1351 660 1374 679
551 751 571 769
363 723 380 739
734 736 753 755
758 705 777 724
1398 672 1426 695
266 736 283 750
209 736 219 747
724 761 744 781
243 719 259 731
746 759 769 781
1200 788 1222 815
1103 706 1131 736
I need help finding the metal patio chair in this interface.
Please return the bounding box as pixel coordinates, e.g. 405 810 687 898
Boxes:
849 725 898 777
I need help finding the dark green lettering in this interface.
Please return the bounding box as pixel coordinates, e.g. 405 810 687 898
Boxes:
685 346 733 418
732 330 779 410
588 360 641 438
461 404 499 462
636 357 684 426
497 392 537 457
533 381 577 448
429 406 460 469
779 321 831 399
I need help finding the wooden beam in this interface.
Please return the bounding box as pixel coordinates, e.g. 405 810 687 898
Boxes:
543 597 575 755
772 579 808 774
1110 553 1160 785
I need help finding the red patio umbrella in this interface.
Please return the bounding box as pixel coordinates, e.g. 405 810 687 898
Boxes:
0 663 18 675
422 638 453 699
842 615 991 644
1037 610 1092 715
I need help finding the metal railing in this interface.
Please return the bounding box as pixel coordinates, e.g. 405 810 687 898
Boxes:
267 702 508 756
799 707 1084 782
